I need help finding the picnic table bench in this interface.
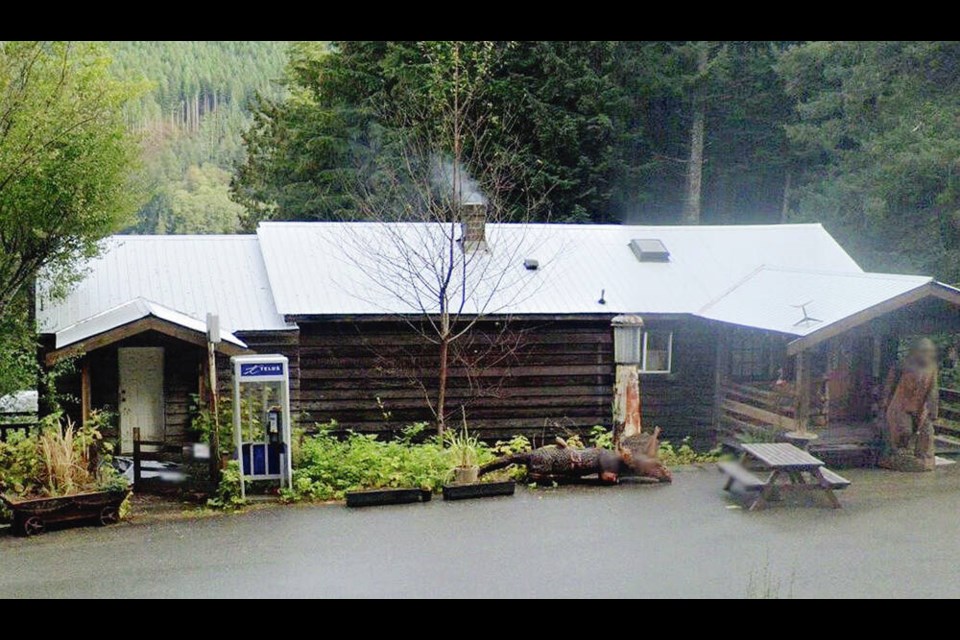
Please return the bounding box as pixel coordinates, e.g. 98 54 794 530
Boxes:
720 442 850 511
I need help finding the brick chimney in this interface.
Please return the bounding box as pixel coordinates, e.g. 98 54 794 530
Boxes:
460 202 488 252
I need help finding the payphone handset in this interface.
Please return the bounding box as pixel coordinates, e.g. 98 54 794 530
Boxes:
267 407 282 444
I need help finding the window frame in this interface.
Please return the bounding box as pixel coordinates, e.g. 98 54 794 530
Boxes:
640 330 673 374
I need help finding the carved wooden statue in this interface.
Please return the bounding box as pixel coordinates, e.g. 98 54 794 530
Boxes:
879 338 938 472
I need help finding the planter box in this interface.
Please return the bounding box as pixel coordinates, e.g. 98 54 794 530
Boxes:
2 489 130 537
442 480 516 501
345 488 432 508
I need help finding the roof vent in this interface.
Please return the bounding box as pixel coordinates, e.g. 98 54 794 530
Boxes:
629 239 670 263
523 258 539 271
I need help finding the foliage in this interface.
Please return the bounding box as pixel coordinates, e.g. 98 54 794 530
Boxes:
448 423 481 469
588 425 720 464
284 423 497 502
778 41 960 282
0 293 37 398
656 437 722 466
0 411 125 500
491 434 532 457
1 41 142 319
110 41 288 235
234 41 638 224
589 425 615 450
190 393 233 450
206 459 246 511
490 434 533 481
233 41 804 228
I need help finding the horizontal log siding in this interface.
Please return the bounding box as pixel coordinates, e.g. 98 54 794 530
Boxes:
641 318 718 447
230 329 301 416
296 317 718 445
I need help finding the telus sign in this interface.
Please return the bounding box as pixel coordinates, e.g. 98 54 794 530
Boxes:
239 362 285 378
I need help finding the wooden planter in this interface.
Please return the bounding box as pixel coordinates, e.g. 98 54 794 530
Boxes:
345 488 432 508
2 489 130 537
442 480 516 501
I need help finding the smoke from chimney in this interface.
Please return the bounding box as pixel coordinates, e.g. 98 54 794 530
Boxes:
432 156 488 252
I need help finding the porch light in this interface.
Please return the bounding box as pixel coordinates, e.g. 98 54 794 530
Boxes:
612 315 644 365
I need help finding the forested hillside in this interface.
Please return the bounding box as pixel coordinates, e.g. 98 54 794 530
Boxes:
110 41 288 234
233 41 960 283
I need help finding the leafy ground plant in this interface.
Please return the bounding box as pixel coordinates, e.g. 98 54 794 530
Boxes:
0 412 126 521
207 460 246 510
589 425 721 464
283 422 497 502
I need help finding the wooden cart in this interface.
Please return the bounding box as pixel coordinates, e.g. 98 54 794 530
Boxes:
2 489 130 537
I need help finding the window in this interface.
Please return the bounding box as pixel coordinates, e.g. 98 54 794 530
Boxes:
641 331 673 374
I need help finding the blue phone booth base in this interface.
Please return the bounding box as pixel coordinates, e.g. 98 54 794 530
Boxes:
241 443 283 476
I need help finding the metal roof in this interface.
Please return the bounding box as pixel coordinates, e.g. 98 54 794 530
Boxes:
54 298 248 349
41 222 953 347
38 235 292 336
256 222 864 316
697 267 934 336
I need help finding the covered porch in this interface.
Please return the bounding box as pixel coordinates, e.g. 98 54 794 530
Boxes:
709 276 960 464
43 299 248 454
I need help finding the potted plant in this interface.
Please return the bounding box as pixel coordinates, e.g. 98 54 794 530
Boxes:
448 412 480 484
0 412 129 536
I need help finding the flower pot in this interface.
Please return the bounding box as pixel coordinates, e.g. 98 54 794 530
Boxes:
453 466 479 484
2 489 130 537
345 488 432 508
443 480 515 501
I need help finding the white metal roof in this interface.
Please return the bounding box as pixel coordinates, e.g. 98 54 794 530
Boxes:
697 267 935 337
54 298 247 349
42 222 952 347
38 235 292 336
256 222 864 316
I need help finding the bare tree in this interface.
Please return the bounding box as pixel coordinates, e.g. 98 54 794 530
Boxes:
334 42 551 435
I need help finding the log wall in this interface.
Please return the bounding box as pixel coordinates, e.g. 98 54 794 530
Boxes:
296 316 718 446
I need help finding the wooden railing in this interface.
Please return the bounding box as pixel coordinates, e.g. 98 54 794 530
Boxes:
0 412 38 442
937 388 960 439
718 381 798 439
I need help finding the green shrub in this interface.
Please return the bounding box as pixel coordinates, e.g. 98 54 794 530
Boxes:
657 437 722 465
207 459 246 510
285 423 497 501
589 425 720 464
0 411 126 507
589 425 615 449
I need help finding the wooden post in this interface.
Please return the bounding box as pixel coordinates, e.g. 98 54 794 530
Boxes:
205 314 223 485
613 363 642 446
133 427 142 488
713 328 729 433
208 340 221 485
795 351 810 434
80 360 92 425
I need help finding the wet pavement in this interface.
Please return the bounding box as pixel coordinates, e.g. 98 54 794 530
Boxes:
1 464 959 598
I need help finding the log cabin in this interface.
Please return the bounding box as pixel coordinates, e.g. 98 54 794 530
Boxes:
37 213 960 459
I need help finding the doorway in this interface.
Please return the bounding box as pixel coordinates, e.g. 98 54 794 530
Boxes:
827 336 875 422
118 347 165 454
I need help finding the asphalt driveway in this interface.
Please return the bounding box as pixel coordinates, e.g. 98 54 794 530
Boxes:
1 464 959 598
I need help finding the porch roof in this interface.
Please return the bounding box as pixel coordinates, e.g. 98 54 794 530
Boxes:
46 298 248 365
696 266 960 353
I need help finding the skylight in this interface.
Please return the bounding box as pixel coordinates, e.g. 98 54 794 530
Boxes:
629 239 670 263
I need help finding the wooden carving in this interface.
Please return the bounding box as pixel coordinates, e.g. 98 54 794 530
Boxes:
479 427 672 484
879 338 938 472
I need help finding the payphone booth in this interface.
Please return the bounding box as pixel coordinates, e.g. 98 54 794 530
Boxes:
231 354 294 498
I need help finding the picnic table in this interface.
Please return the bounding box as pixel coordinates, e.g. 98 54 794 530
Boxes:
719 442 850 511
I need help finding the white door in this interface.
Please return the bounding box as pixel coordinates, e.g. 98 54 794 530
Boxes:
118 347 165 454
